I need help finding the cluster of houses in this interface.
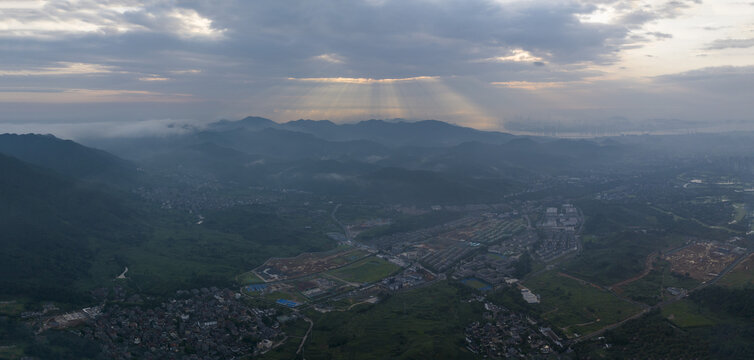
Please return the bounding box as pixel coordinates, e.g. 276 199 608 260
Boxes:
465 302 561 358
78 287 282 359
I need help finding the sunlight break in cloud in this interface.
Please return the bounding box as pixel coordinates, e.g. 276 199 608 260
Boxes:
287 76 438 84
168 8 226 39
138 75 171 81
490 81 571 91
480 49 545 64
0 62 114 76
313 53 346 64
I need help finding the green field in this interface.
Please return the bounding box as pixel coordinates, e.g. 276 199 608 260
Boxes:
524 271 642 337
236 271 265 285
326 256 400 284
718 255 754 288
301 282 482 360
661 299 719 328
462 278 491 290
0 301 24 316
0 345 24 359
619 261 700 305
732 203 747 223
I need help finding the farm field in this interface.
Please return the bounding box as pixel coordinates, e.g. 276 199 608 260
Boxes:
618 260 700 305
0 345 24 360
326 256 400 284
0 301 25 316
461 278 492 291
524 271 642 337
661 300 719 328
718 254 754 288
236 271 264 285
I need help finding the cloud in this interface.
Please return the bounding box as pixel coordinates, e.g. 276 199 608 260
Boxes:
479 49 546 64
287 76 438 84
705 38 754 50
0 88 192 103
0 62 114 76
0 118 201 139
138 75 171 81
0 0 749 133
490 81 572 90
0 1 225 39
313 53 346 64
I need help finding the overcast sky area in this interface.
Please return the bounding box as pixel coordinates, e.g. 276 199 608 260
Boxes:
0 0 753 137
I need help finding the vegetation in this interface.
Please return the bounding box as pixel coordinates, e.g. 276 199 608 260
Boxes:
326 256 401 284
357 211 463 240
302 282 482 360
524 271 642 336
619 260 700 305
662 299 719 328
718 255 754 288
576 310 711 359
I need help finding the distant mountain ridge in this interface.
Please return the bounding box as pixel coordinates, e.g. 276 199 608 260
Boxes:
206 116 517 147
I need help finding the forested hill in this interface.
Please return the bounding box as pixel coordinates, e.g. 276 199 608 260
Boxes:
0 133 135 183
0 153 144 303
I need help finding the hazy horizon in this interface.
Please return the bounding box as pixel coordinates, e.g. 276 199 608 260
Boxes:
1 0 752 136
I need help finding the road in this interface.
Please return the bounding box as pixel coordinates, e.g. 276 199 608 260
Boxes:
296 316 314 357
574 249 752 343
331 203 352 241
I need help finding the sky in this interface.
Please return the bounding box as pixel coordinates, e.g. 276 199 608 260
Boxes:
0 0 752 137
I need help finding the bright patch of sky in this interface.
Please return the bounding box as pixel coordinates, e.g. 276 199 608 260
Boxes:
0 0 751 136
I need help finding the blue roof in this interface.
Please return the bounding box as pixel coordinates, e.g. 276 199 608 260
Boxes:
245 284 267 291
276 299 301 307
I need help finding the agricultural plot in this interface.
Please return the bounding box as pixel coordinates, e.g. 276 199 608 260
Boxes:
618 261 700 305
0 300 25 316
0 345 24 360
236 271 264 285
524 272 642 337
718 254 754 288
327 256 400 284
731 203 747 224
661 299 719 328
461 278 492 291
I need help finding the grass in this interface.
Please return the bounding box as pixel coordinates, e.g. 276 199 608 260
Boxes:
732 203 747 223
524 271 642 337
661 300 719 328
565 231 688 287
461 278 491 290
0 345 24 359
619 261 700 305
326 256 401 284
236 271 265 285
259 318 312 360
718 254 754 288
302 282 482 360
0 301 25 316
